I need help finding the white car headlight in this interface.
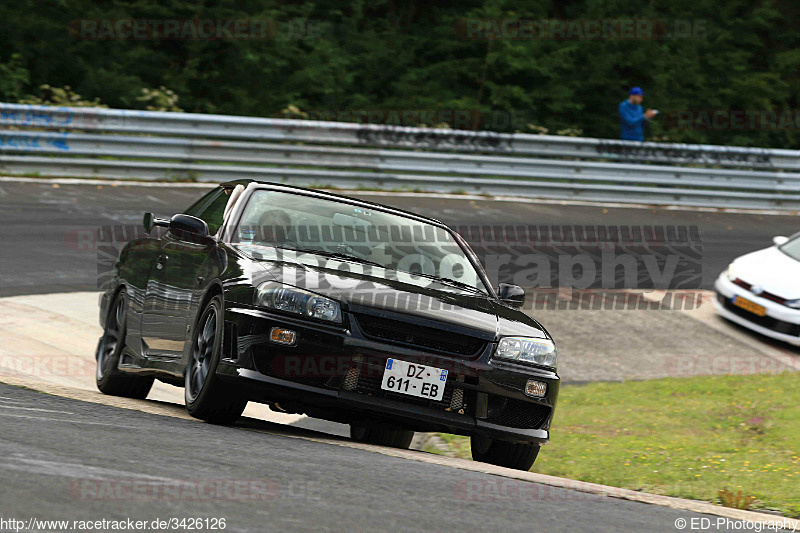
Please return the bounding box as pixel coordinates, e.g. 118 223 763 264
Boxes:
725 263 739 281
494 337 557 369
784 299 800 309
255 282 342 323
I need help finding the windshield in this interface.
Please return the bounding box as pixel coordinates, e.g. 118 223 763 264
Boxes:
779 234 800 261
233 189 488 293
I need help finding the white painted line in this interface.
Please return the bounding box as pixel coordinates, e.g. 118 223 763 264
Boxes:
0 457 177 482
1 175 796 216
0 411 140 429
0 404 74 414
0 176 213 188
2 375 798 530
145 194 167 204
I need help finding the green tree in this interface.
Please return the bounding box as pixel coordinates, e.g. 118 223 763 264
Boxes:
0 0 797 148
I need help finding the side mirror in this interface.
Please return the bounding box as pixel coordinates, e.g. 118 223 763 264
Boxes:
169 214 211 244
497 283 525 308
143 212 169 234
773 235 788 246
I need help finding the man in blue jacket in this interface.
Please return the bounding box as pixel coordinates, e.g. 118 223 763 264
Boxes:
619 87 657 141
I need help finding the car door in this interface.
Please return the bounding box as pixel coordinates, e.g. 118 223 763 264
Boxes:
140 187 230 358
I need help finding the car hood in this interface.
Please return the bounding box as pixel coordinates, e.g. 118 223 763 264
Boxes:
240 246 547 340
731 246 800 299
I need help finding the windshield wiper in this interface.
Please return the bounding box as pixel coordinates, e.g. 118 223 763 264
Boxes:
299 249 388 270
398 270 485 294
308 251 484 293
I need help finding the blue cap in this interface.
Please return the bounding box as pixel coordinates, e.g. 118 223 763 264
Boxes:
629 86 643 95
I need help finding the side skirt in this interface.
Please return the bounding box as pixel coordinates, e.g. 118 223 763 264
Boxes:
117 346 185 384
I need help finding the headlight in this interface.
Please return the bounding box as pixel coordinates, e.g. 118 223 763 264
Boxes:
784 299 800 309
494 337 557 369
725 263 739 281
254 282 342 323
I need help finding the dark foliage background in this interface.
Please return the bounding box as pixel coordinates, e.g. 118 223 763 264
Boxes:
1 0 798 147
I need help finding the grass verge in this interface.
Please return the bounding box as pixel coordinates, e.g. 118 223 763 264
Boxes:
437 372 800 517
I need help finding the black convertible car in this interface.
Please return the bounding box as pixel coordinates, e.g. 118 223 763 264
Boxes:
97 180 559 470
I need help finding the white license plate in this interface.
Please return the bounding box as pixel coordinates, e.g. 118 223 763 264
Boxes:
381 358 448 401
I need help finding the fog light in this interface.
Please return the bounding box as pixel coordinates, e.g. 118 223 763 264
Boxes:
525 379 547 398
270 327 296 346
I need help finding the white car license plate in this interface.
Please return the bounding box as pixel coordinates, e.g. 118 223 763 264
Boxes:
381 358 448 401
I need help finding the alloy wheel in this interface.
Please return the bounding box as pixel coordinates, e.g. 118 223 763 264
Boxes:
187 305 216 401
97 294 126 379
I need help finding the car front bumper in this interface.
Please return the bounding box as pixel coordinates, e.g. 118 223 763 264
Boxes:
713 273 800 346
216 306 559 444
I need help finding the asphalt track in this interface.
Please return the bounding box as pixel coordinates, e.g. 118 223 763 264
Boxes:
1 178 798 297
0 382 768 532
0 178 796 531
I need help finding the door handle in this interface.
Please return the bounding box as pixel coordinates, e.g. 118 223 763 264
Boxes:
156 254 168 269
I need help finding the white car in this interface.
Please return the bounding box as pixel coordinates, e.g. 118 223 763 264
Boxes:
714 233 800 346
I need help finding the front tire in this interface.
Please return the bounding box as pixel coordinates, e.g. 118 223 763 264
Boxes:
470 435 540 471
185 295 247 424
96 289 154 399
349 424 414 449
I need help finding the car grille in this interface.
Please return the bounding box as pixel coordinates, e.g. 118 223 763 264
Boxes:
486 396 551 430
718 294 800 336
354 313 487 356
733 279 789 305
342 354 466 413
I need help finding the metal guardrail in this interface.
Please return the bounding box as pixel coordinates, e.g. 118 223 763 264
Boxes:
1 103 799 209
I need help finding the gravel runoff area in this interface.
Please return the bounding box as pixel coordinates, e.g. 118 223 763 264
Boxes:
536 290 799 383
